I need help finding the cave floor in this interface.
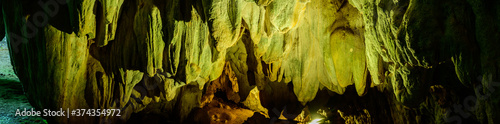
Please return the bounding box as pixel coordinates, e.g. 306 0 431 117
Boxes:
0 37 46 124
0 79 47 124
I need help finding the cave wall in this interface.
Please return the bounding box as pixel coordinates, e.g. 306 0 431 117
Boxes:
1 0 499 123
349 0 500 123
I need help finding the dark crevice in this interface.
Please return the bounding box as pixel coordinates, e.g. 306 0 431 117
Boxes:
214 90 238 105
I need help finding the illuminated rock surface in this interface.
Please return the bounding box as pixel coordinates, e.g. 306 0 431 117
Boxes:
1 0 499 123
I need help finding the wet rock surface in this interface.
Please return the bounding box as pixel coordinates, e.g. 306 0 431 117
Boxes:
1 0 499 123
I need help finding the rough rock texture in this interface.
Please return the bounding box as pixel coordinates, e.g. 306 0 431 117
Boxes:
349 0 500 123
1 0 499 123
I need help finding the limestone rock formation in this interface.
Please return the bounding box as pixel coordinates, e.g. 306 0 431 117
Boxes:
1 0 499 123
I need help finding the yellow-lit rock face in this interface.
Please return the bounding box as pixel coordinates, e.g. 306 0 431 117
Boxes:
0 0 372 122
134 3 165 77
96 0 124 47
2 0 500 123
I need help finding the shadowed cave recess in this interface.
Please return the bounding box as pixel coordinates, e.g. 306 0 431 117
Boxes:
1 0 499 123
